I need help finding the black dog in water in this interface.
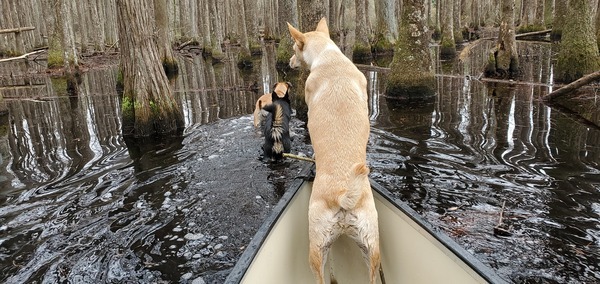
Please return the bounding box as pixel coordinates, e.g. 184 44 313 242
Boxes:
263 83 292 162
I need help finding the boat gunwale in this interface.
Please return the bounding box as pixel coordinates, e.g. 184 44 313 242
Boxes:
369 178 508 284
225 164 508 284
224 164 313 284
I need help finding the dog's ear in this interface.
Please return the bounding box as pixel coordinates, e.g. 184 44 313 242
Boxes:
287 22 305 50
315 18 330 38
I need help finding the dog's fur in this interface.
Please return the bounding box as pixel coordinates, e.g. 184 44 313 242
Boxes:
288 18 380 284
253 82 292 127
262 83 292 161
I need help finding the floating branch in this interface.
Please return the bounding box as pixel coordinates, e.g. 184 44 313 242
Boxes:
0 50 45 63
283 153 315 163
515 29 552 39
493 201 512 237
0 26 35 34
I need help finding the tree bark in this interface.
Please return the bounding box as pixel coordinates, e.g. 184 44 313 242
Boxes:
555 0 600 83
486 0 518 78
353 0 372 60
154 0 178 75
440 0 456 58
551 0 568 40
385 0 435 100
298 0 327 32
275 0 298 66
116 0 183 137
48 0 78 70
372 0 396 54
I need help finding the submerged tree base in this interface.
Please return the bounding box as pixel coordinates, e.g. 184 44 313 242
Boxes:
385 72 436 100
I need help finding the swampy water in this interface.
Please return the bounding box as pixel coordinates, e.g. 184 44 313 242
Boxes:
1 41 599 284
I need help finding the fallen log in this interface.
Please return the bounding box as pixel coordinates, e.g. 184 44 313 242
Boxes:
0 26 35 34
458 37 495 62
515 29 552 39
0 49 45 63
543 70 600 102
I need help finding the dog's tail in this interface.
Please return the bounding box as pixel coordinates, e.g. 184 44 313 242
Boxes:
264 103 285 153
338 163 370 210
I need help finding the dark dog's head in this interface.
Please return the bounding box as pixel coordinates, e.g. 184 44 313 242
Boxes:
271 82 292 103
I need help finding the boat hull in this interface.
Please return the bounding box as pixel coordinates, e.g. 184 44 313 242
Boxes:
226 167 506 284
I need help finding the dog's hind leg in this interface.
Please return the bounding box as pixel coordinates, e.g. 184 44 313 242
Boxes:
308 203 339 284
349 209 380 284
308 241 328 284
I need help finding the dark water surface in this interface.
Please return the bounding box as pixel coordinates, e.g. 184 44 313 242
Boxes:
1 41 599 283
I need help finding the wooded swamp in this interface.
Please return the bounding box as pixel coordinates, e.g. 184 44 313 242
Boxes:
0 40 599 283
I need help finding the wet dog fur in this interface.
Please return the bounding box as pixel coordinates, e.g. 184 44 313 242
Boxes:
253 82 292 128
262 83 292 161
288 18 380 283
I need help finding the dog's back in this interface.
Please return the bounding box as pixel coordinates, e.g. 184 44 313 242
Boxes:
297 23 371 209
263 93 291 161
288 18 380 284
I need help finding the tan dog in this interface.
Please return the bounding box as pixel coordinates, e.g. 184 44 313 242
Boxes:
253 82 292 127
288 18 380 284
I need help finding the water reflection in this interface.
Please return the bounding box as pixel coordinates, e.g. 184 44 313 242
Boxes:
0 41 599 283
369 43 600 282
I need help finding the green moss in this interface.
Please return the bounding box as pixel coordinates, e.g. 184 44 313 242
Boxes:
51 78 68 95
149 100 158 114
372 34 394 55
237 49 253 69
517 24 546 34
440 38 456 59
0 49 20 57
47 49 64 69
249 41 262 56
352 43 372 61
210 47 226 61
484 52 497 76
276 37 294 68
385 71 436 100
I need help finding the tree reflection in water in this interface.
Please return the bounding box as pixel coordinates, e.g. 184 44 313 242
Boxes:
1 42 599 283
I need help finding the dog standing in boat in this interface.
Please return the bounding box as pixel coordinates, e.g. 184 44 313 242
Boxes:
262 83 292 162
287 18 380 284
253 82 292 128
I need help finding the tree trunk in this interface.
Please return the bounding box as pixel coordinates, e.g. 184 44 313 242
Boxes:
453 0 464 43
597 0 600 51
555 0 600 83
276 0 298 66
116 0 183 137
440 0 456 58
207 0 225 60
243 0 261 54
154 0 178 75
533 0 545 28
372 0 396 54
486 0 518 78
48 0 78 70
353 0 372 60
298 0 328 32
551 0 568 40
385 0 435 100
518 0 535 31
